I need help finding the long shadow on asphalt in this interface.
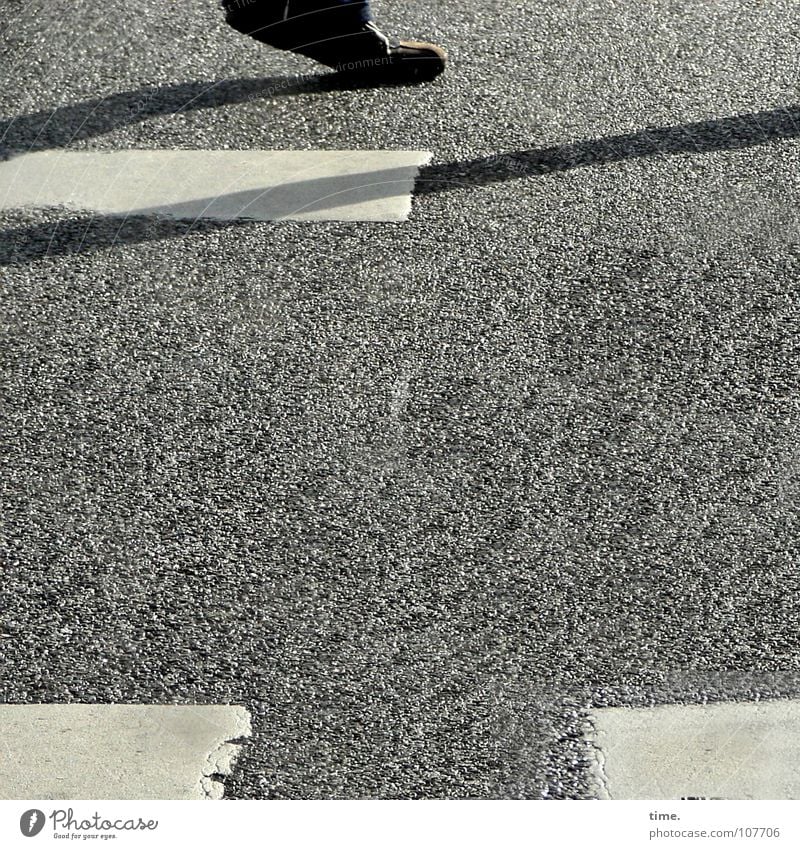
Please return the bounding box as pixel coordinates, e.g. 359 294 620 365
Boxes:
0 75 360 160
2 87 799 265
416 103 800 193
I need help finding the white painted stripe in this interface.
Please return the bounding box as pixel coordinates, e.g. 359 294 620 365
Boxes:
0 150 432 222
0 704 251 800
587 700 800 800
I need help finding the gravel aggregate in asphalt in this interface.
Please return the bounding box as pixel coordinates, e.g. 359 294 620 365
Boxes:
2 0 800 798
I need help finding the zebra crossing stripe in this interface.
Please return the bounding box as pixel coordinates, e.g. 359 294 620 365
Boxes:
0 150 432 222
587 700 800 800
0 704 251 800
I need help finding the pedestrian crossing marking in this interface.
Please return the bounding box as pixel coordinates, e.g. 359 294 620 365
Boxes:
587 700 800 800
0 150 432 222
0 704 251 800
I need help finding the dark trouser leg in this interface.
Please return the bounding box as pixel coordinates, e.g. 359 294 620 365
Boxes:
223 0 382 67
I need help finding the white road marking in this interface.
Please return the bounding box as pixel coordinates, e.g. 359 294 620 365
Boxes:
0 150 432 222
587 700 800 800
0 704 251 800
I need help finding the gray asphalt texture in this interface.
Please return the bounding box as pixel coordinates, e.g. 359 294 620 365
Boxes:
2 0 800 798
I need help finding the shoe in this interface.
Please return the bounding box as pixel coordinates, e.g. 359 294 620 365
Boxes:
317 22 447 84
224 1 447 85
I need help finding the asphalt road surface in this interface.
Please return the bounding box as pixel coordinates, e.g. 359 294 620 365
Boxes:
2 0 800 798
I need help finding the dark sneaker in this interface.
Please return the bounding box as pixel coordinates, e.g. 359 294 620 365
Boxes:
224 1 447 85
329 22 447 84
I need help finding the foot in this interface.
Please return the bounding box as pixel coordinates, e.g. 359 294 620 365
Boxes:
316 22 447 84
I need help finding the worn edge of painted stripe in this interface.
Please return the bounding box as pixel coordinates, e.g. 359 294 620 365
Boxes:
585 700 800 801
0 150 434 222
0 704 251 800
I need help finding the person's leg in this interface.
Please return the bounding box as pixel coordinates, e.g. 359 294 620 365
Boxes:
222 0 446 82
223 1 369 54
